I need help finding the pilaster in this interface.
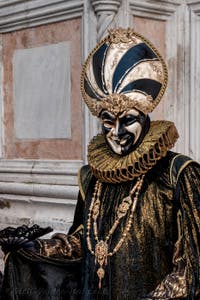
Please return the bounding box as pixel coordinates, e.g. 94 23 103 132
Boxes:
186 1 200 161
90 0 122 40
129 0 195 159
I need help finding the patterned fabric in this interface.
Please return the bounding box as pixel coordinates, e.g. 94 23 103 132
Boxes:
81 28 168 116
39 216 83 259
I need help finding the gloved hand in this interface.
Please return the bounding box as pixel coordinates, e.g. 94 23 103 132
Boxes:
0 224 53 254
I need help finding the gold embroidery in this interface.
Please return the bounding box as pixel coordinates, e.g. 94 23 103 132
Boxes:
40 233 82 258
91 93 154 116
41 239 64 257
169 154 194 186
149 271 187 298
169 154 183 185
177 160 194 182
108 28 139 44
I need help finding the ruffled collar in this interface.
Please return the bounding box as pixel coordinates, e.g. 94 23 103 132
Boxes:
87 121 179 183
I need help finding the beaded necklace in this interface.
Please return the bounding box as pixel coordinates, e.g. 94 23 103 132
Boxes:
86 175 144 289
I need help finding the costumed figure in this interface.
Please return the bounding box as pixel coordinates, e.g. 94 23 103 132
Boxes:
0 28 200 300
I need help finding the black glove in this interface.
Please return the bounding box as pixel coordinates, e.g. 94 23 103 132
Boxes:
0 224 53 254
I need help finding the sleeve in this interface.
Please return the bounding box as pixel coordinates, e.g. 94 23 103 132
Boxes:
145 162 200 300
38 191 85 258
38 165 92 259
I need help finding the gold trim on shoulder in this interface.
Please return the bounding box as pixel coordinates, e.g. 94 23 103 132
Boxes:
88 121 179 183
3 252 11 263
78 168 85 201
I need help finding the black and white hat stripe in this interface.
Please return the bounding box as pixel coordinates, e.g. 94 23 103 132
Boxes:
84 41 162 100
81 28 168 115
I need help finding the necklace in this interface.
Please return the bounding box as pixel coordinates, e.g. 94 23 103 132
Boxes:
86 175 144 289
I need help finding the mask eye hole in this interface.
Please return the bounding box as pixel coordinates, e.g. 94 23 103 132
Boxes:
102 120 114 129
121 115 137 126
100 111 116 129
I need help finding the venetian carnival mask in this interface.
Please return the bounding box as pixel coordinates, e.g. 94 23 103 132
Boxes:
81 28 168 155
100 108 150 155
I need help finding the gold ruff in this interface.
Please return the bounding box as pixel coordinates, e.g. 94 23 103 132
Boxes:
88 121 179 183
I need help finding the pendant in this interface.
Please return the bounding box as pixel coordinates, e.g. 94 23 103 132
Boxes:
97 267 105 289
95 240 108 288
117 195 132 219
92 199 100 221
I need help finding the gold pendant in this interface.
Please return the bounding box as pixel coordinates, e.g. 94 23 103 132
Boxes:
97 267 105 289
95 240 108 288
117 195 132 218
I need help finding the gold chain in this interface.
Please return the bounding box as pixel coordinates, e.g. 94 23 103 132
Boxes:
86 175 144 289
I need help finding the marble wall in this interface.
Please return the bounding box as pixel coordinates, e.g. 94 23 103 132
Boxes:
2 18 82 160
0 12 84 270
133 17 166 121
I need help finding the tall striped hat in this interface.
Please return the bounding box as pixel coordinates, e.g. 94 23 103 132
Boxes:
81 28 168 116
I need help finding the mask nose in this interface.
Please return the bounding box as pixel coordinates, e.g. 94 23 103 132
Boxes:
112 119 126 138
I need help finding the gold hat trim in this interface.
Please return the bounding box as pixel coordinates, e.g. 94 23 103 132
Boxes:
88 121 179 183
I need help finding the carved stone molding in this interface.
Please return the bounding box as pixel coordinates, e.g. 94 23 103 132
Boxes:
0 159 82 235
129 0 181 19
0 0 84 32
186 0 200 10
0 193 77 233
91 0 121 15
0 159 82 186
90 0 122 40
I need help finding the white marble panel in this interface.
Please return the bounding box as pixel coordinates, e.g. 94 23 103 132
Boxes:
13 41 71 139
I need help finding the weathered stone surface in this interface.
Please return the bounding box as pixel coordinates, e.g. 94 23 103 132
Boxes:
13 42 71 140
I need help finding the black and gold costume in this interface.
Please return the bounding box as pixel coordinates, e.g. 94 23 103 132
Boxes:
1 124 200 300
1 28 200 300
78 152 200 299
61 126 200 299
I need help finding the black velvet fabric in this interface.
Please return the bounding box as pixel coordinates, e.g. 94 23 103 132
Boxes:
0 250 82 300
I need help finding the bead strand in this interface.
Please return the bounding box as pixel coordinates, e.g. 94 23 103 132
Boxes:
86 174 144 289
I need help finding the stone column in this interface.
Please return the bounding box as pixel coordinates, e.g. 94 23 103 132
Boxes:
90 0 122 40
